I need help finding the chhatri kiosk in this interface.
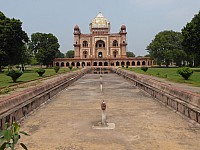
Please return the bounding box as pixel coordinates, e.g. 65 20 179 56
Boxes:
54 12 153 67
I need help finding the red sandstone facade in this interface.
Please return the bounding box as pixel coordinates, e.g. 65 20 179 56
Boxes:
54 12 153 67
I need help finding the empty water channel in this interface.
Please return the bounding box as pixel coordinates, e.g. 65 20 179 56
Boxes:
19 68 200 150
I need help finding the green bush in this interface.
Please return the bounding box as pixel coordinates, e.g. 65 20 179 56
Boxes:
54 66 60 73
0 122 29 150
122 65 124 68
126 65 129 68
68 66 73 71
0 87 11 94
6 70 23 82
141 67 148 72
36 68 45 76
177 67 193 80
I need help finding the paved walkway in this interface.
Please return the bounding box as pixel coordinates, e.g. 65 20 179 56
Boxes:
19 74 200 150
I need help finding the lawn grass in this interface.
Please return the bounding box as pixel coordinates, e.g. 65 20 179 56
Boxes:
123 67 200 87
0 67 79 88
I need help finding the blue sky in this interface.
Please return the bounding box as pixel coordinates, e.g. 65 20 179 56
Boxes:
0 0 199 56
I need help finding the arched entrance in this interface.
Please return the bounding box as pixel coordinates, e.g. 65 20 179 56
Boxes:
132 61 135 66
98 52 103 58
77 62 80 67
61 62 64 67
66 62 69 67
82 62 85 67
137 61 140 66
83 51 88 58
71 62 75 66
116 62 120 66
104 62 108 66
93 62 97 66
121 61 125 66
96 40 105 48
113 51 118 58
56 62 59 67
126 61 130 66
99 62 103 66
142 61 146 66
87 62 91 66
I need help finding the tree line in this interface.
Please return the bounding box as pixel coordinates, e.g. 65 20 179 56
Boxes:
147 11 200 67
0 11 61 71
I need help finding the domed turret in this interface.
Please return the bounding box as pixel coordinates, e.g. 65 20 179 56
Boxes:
74 24 79 30
120 24 127 34
121 24 126 30
74 24 81 35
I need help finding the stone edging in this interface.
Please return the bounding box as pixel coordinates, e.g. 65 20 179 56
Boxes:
0 68 91 130
112 68 200 124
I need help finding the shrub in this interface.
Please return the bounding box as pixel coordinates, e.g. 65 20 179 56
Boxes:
68 66 73 71
177 67 193 80
126 65 129 68
0 87 11 94
0 122 29 150
54 66 60 73
141 67 148 72
36 68 45 76
6 70 23 82
122 65 124 68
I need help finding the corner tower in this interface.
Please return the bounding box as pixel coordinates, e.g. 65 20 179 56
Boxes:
73 25 81 59
120 25 127 58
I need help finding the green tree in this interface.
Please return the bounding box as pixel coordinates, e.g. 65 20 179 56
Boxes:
66 50 74 58
20 44 32 70
182 11 200 66
6 70 23 82
126 51 135 57
0 11 28 71
55 51 65 58
147 30 184 67
172 49 187 67
29 33 60 67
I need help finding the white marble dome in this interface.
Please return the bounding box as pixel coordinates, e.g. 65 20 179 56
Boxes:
90 12 110 28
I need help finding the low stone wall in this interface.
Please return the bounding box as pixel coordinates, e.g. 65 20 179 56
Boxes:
112 68 200 124
0 68 91 130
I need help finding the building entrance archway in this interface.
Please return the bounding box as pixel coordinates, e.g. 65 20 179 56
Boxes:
104 62 108 66
98 52 103 58
99 62 103 66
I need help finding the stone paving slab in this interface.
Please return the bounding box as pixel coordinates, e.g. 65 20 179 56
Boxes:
18 74 200 150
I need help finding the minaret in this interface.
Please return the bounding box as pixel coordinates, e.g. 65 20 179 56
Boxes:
73 25 81 59
120 25 127 58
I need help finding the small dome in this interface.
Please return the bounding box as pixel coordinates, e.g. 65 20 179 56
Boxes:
90 12 110 28
121 24 126 30
74 25 79 30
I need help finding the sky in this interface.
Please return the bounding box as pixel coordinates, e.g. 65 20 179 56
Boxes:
0 0 200 56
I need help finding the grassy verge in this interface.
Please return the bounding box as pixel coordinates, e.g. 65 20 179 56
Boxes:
0 67 79 89
123 67 200 87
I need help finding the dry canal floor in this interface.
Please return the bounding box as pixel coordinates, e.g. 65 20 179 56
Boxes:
19 74 200 150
